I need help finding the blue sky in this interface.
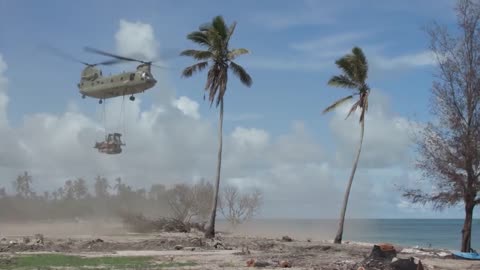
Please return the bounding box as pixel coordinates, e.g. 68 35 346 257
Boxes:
0 0 471 219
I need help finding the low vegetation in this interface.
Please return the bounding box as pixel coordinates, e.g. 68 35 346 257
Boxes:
0 254 196 270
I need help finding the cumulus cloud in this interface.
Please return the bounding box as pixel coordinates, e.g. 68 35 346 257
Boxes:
328 90 416 169
115 19 159 60
172 96 200 119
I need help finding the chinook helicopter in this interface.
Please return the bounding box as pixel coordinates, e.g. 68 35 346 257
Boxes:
79 47 163 104
46 45 165 104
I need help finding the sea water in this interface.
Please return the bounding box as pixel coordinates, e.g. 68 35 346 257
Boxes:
219 219 480 250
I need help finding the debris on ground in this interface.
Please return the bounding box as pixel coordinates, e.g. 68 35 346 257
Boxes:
281 236 293 242
353 244 425 270
279 260 292 268
22 236 30 244
34 234 44 245
246 258 271 267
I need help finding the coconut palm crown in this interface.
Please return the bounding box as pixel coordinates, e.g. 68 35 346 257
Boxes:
323 47 370 122
180 15 252 106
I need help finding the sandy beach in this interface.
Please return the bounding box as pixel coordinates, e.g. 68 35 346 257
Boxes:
0 220 478 269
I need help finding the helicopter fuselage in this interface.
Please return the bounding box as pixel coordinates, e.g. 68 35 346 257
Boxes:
77 64 157 99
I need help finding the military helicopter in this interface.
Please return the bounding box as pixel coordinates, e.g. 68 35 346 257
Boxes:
46 46 165 104
79 47 165 104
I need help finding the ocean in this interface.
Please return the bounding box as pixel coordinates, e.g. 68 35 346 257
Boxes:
218 219 480 251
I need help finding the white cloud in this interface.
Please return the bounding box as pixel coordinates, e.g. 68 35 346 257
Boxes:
231 127 269 149
172 96 200 119
371 50 437 70
115 19 159 60
328 90 417 169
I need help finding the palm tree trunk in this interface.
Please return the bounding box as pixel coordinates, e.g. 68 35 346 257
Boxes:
334 119 365 244
205 98 224 239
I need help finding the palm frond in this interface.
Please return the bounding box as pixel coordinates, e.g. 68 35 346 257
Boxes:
226 21 237 44
181 61 209 78
335 56 356 81
322 95 353 114
212 15 228 40
179 49 213 60
345 100 360 120
228 48 249 60
199 22 212 32
352 47 368 82
230 61 252 87
186 31 211 47
205 28 225 55
328 75 357 89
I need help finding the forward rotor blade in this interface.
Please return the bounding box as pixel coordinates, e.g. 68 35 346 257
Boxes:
84 47 141 63
151 62 173 69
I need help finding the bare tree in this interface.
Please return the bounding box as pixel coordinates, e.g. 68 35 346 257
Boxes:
166 181 214 223
166 184 196 223
402 0 480 253
218 185 262 227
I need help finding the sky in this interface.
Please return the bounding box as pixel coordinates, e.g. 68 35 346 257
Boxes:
0 0 471 219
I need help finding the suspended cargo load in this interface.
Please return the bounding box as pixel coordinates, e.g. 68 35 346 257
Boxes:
94 133 125 154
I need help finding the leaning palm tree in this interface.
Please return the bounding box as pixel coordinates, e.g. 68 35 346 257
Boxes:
180 15 252 239
323 47 370 244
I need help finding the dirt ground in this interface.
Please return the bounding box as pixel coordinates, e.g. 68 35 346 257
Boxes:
0 220 478 270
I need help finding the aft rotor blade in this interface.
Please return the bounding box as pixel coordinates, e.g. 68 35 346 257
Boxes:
43 45 90 66
84 47 142 63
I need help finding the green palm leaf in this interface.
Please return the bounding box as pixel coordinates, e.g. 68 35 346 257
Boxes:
186 31 211 47
335 56 356 82
226 21 237 44
228 48 249 60
322 95 354 114
230 61 252 87
181 61 209 78
212 16 228 40
180 49 213 60
328 75 357 89
352 47 368 82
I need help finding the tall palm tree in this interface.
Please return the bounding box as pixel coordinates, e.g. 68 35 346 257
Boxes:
322 47 370 244
180 15 252 239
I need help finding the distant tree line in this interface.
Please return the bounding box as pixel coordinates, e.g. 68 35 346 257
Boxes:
0 171 262 228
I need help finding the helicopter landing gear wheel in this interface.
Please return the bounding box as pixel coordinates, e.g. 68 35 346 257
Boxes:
129 95 135 101
99 99 103 104
82 94 86 99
